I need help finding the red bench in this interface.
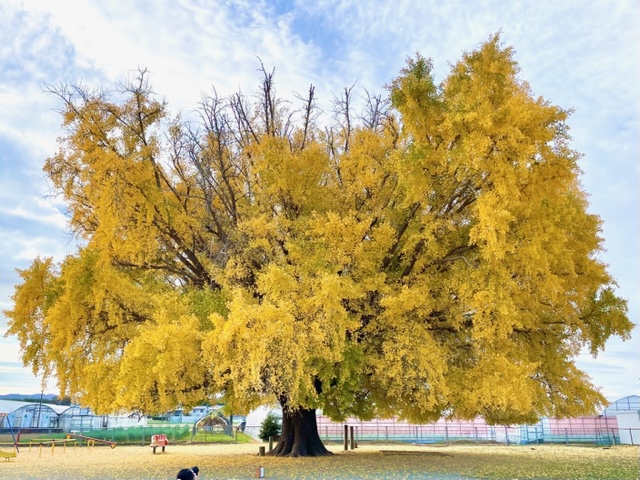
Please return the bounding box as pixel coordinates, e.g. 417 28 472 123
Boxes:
150 434 168 454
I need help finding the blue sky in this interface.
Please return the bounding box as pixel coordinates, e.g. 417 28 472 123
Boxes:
0 0 638 405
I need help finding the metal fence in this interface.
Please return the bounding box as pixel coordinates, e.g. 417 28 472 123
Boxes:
314 417 640 447
1 424 239 446
316 423 632 446
3 422 638 447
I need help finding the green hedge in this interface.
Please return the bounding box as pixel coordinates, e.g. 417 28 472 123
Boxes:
54 426 253 445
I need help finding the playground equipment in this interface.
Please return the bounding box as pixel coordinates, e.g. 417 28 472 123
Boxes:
0 438 76 458
0 448 17 461
0 412 18 450
66 433 117 448
0 412 18 459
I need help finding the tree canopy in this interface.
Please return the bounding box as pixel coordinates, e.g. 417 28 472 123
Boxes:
4 35 632 455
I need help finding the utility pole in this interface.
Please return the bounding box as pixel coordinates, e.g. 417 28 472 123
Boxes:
36 390 44 428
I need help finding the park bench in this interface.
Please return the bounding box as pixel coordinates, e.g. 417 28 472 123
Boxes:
150 434 168 454
0 449 17 461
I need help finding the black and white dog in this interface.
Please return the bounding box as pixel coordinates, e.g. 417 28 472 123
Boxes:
176 466 199 480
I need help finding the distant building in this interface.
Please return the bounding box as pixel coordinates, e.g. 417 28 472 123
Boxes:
166 405 216 423
0 399 145 432
0 400 67 429
602 395 640 416
59 406 145 432
604 395 640 445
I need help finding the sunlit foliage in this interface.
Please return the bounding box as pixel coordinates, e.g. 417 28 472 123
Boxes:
5 36 631 436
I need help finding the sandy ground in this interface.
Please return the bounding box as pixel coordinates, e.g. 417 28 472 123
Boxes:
0 442 638 480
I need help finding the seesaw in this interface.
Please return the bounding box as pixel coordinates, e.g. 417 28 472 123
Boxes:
66 433 117 448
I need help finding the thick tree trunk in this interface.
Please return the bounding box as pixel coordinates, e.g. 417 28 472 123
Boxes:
268 406 332 457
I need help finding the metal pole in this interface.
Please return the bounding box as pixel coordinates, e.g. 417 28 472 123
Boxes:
37 390 44 428
350 426 355 450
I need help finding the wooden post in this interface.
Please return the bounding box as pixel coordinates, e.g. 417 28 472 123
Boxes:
258 446 265 456
350 426 355 450
343 425 348 451
268 436 274 451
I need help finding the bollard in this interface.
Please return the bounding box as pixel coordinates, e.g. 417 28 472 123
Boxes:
350 426 355 450
268 436 274 452
258 446 266 456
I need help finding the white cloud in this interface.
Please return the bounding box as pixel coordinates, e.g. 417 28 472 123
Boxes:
0 200 67 230
577 342 640 403
21 0 325 110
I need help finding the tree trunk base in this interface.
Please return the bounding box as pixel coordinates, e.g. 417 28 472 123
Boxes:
268 406 332 457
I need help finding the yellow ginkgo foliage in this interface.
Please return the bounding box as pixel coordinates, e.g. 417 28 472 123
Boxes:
4 36 632 457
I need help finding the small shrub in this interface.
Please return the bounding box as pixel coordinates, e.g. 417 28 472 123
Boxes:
259 413 281 442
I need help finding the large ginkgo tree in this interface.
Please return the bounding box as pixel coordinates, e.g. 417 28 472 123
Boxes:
5 36 632 456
